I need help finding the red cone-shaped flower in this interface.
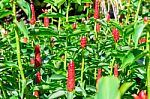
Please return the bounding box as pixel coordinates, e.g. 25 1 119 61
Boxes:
139 37 146 44
67 61 75 92
33 91 39 97
96 23 100 32
80 36 86 48
72 23 77 30
144 17 148 24
96 68 102 84
36 71 41 84
94 0 99 19
35 45 41 68
133 94 140 99
114 64 118 78
107 13 110 22
43 9 49 27
23 37 28 44
138 91 147 99
30 2 36 25
112 28 120 43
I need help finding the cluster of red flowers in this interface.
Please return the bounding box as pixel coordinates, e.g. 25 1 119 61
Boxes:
42 9 49 27
139 37 146 44
67 61 75 92
112 28 120 43
133 90 147 99
94 0 99 19
33 45 41 97
80 36 87 48
30 2 36 25
96 23 100 32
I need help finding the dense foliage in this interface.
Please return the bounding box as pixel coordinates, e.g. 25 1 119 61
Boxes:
0 0 150 99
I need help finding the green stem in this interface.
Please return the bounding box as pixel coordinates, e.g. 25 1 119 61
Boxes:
58 7 61 33
80 49 84 86
125 0 131 24
86 8 89 20
134 0 141 22
147 32 150 99
13 1 26 98
110 57 115 75
66 1 70 22
67 92 73 99
51 5 53 24
0 81 7 98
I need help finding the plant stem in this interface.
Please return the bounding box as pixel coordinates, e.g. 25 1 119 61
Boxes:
58 7 61 33
0 80 7 98
125 0 131 25
66 1 70 22
80 49 84 85
110 57 115 75
134 0 141 22
147 32 150 99
13 1 26 98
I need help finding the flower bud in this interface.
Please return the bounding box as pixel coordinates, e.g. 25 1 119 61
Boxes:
67 61 75 92
80 36 87 48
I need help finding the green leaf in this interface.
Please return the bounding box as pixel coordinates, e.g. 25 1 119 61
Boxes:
14 20 29 37
119 82 133 96
132 22 145 47
38 12 64 18
29 27 58 36
95 76 120 99
0 10 13 19
50 74 66 80
48 90 65 99
16 0 31 19
121 51 135 69
55 0 66 9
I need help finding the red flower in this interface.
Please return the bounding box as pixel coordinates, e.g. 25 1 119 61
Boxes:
138 91 147 99
42 9 49 27
107 13 110 22
114 64 118 78
33 91 39 97
96 23 100 32
139 37 146 44
94 0 99 19
72 23 77 30
35 45 41 68
96 68 102 83
30 58 35 65
67 61 75 92
23 37 28 44
133 94 140 99
112 28 120 43
36 71 41 84
144 17 148 24
30 2 36 25
80 36 87 48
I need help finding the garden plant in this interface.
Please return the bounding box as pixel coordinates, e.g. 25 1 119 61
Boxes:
0 0 150 99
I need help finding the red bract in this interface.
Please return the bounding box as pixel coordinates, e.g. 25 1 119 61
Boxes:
94 0 99 19
96 68 102 84
80 36 87 48
72 23 77 30
107 13 110 22
4 31 8 37
139 37 146 44
114 64 118 78
35 45 41 68
33 91 39 97
30 58 35 65
43 9 49 27
36 71 41 84
144 17 148 24
133 94 140 99
112 28 120 43
96 23 100 32
67 61 75 92
30 2 36 25
23 37 28 44
138 91 147 99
